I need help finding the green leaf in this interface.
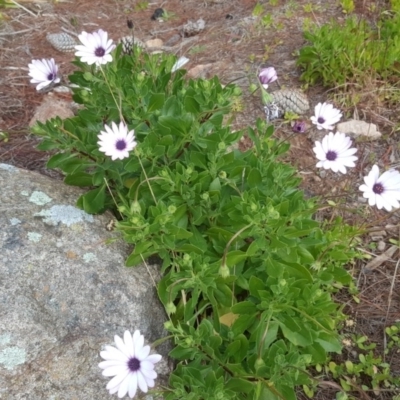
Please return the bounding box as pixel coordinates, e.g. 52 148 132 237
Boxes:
279 316 313 347
184 95 200 114
316 332 342 353
209 177 221 192
256 320 279 352
232 312 257 336
36 139 61 151
169 345 198 361
226 250 247 266
64 172 93 187
285 263 313 282
174 244 204 254
249 276 266 297
247 168 262 188
77 185 106 214
148 92 165 112
246 240 259 256
189 151 207 169
231 301 257 314
208 112 223 126
47 153 76 169
225 378 254 394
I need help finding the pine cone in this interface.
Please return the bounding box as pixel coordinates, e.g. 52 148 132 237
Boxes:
119 36 145 55
271 89 310 115
46 32 77 53
120 35 135 55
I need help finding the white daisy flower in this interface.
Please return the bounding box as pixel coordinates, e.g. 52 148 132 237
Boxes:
313 131 357 174
258 67 278 89
311 102 342 130
28 58 60 91
75 29 115 66
359 165 400 211
99 330 162 399
98 122 137 160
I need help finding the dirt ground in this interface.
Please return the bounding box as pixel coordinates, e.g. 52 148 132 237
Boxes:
0 0 399 398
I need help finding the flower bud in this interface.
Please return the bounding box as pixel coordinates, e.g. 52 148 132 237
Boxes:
233 87 242 96
165 302 177 315
164 320 174 330
218 142 226 150
254 357 266 370
219 263 230 278
118 206 126 214
167 205 176 214
130 201 141 214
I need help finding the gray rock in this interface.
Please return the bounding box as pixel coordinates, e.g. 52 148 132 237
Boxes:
0 164 170 399
336 119 381 140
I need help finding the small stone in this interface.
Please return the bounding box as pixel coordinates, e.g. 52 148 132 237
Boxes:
187 63 213 79
164 33 181 47
336 120 381 140
369 230 387 241
151 8 164 20
29 93 74 127
145 38 164 49
182 19 206 37
377 241 386 252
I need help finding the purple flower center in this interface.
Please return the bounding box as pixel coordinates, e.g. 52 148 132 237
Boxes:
127 357 141 372
95 47 105 57
373 183 384 195
317 117 325 124
116 140 127 151
326 150 337 161
47 73 54 81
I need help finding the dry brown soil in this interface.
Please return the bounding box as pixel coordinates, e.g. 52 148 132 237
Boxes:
0 0 399 399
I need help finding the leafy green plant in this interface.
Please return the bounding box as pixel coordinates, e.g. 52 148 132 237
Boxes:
188 45 207 55
391 0 400 12
134 1 148 11
31 43 378 399
339 0 355 14
326 335 400 398
297 12 400 89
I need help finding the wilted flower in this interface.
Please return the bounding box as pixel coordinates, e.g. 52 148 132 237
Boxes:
171 56 189 72
258 67 278 89
75 29 115 66
292 120 307 133
313 131 357 174
98 121 137 160
28 58 60 91
359 165 400 211
99 330 162 399
311 102 342 130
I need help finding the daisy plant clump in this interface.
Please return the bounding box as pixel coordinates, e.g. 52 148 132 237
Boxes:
32 29 367 399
